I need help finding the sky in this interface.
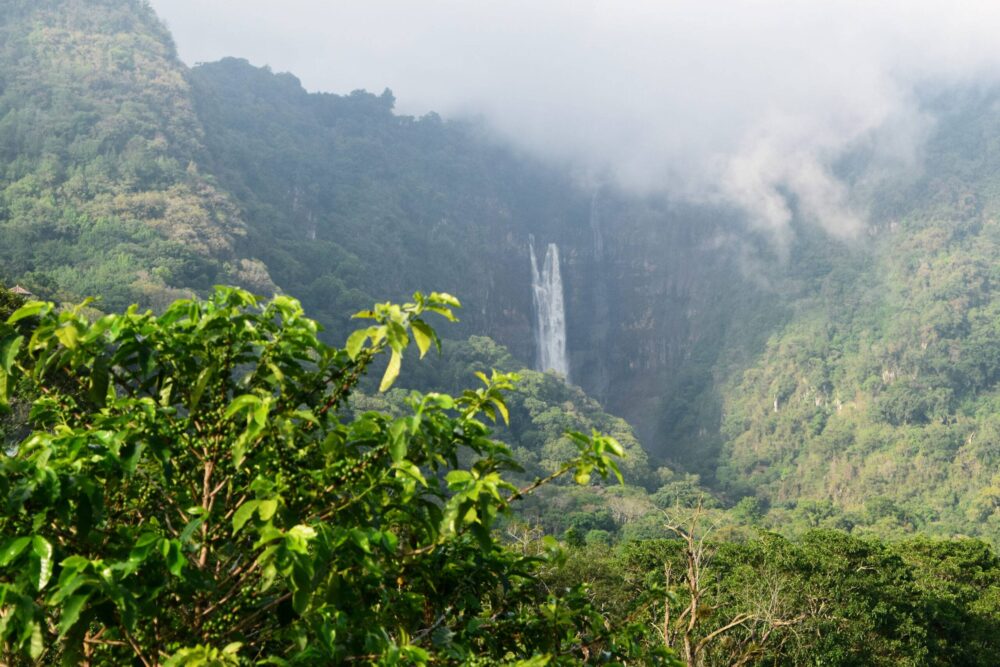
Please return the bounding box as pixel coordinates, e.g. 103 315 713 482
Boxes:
149 1 1000 239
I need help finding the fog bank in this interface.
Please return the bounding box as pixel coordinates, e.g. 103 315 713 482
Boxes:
151 0 1000 237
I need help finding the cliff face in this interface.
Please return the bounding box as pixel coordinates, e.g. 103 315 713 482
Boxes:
558 194 783 470
186 58 784 469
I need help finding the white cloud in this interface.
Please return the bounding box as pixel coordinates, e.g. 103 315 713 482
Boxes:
150 0 1000 237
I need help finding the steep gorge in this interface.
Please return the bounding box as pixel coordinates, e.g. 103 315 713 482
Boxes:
8 1 1000 543
186 58 786 472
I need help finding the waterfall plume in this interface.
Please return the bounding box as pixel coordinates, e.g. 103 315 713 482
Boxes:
529 236 569 378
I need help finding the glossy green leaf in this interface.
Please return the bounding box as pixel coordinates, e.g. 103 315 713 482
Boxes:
257 499 278 522
27 619 43 659
1 335 22 374
88 354 110 407
232 500 260 534
57 593 89 638
379 349 402 392
410 320 435 358
490 397 509 425
345 329 368 361
0 537 31 566
389 419 407 463
7 301 46 324
224 394 260 419
55 324 79 349
163 540 185 577
430 292 461 307
0 369 8 409
188 365 213 412
179 517 204 545
32 536 53 590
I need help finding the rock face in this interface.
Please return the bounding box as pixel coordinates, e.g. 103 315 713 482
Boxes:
186 58 780 468
537 191 775 470
438 182 777 469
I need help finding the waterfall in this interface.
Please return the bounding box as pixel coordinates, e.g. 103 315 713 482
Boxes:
529 236 569 378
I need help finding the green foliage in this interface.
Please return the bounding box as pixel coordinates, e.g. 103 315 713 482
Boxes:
403 336 658 488
0 287 25 322
718 108 1000 541
6 3 1000 659
554 529 1000 666
0 286 671 664
583 530 612 547
0 286 30 449
0 0 779 485
361 335 718 543
0 1 272 309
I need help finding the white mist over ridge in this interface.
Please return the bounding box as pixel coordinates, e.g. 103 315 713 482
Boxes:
529 237 569 379
153 1 1000 239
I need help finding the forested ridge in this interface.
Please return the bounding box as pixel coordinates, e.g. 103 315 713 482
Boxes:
718 90 1000 543
0 0 274 310
2 0 1000 664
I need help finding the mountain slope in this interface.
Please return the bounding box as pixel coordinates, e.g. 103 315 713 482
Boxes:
188 57 588 348
0 0 273 310
718 89 1000 540
2 2 776 470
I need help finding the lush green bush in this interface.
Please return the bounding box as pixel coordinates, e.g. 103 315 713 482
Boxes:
0 287 675 665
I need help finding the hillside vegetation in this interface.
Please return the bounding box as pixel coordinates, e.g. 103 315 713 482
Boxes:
188 58 587 338
719 90 1000 542
0 0 273 310
0 286 998 665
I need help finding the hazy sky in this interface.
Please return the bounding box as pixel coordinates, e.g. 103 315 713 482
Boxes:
150 1 1000 238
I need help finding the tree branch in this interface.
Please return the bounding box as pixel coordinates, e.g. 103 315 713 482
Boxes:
695 613 752 655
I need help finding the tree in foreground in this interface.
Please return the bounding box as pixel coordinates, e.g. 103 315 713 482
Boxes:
0 287 675 665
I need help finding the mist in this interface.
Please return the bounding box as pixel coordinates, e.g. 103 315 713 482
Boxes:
150 0 1000 238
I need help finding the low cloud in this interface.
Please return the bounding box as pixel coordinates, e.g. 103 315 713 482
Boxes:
152 0 1000 238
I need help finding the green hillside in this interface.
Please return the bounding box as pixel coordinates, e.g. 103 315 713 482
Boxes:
186 57 785 469
187 57 602 354
718 90 1000 541
0 0 273 310
10 0 1000 547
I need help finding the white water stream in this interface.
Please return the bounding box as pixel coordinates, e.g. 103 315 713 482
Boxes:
529 236 569 378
